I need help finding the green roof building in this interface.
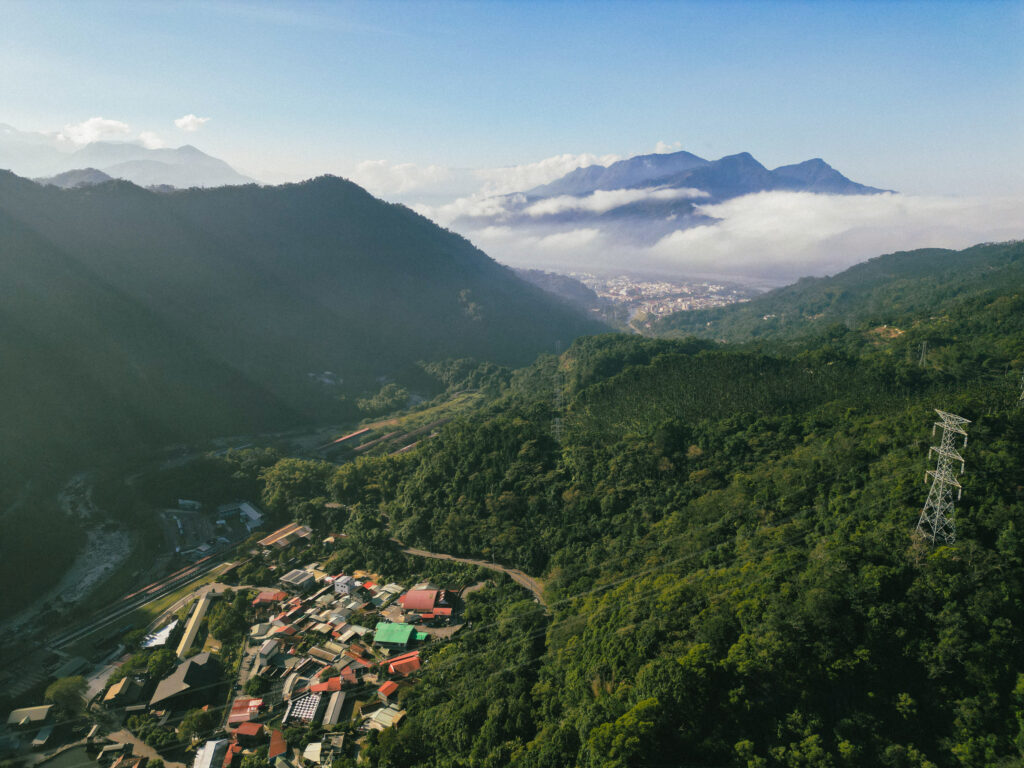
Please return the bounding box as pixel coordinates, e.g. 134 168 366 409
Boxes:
374 623 415 648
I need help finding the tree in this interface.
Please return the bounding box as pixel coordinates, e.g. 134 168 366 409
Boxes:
147 648 178 681
45 676 86 714
244 674 270 696
179 708 216 741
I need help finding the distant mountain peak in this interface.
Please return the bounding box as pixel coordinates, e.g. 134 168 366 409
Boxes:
0 122 251 188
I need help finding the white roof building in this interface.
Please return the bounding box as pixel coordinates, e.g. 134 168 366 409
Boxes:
194 740 230 768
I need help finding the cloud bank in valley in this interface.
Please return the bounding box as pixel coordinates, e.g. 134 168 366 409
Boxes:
449 191 1024 283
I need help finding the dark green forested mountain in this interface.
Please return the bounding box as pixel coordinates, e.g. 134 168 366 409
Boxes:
0 171 602 616
0 171 602 476
650 241 1024 344
245 252 1024 767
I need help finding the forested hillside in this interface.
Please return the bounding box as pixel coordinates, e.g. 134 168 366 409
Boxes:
248 261 1024 766
0 170 602 618
651 241 1024 344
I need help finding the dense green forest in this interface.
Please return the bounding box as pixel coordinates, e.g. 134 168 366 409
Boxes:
651 241 1024 345
242 243 1024 766
0 172 601 619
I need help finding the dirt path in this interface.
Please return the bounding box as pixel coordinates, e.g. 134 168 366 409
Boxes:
398 545 546 605
108 730 185 768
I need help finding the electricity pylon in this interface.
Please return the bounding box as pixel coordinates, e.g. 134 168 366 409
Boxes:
918 341 928 368
915 409 970 544
1018 372 1024 408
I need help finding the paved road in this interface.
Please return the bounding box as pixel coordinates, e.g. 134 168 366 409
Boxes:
398 545 546 605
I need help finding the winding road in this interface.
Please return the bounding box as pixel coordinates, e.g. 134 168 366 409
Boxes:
397 543 546 605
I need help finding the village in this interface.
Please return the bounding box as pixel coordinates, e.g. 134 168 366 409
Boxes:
1 515 489 768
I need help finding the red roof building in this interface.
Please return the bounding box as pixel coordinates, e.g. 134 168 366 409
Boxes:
399 589 438 612
227 697 263 725
310 676 342 693
389 657 422 676
268 730 287 760
222 742 243 768
234 722 264 739
378 681 398 702
252 590 288 606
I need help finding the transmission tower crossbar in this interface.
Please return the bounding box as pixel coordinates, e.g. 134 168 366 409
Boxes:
916 409 970 545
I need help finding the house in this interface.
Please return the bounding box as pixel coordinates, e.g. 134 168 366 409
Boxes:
194 740 230 768
280 569 317 593
227 697 263 725
307 646 338 664
398 588 441 613
386 650 422 677
150 652 220 707
103 676 143 707
268 730 288 760
30 725 54 750
233 722 265 746
310 677 342 694
373 623 415 649
6 705 52 729
367 704 405 731
302 742 322 765
322 692 346 726
221 743 244 768
332 575 358 596
258 523 313 550
377 681 398 705
259 638 280 660
252 590 288 608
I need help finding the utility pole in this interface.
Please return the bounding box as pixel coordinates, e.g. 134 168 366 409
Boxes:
915 409 970 545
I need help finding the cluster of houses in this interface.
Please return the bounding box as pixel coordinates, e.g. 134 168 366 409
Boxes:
233 561 457 750
3 522 462 768
146 520 457 768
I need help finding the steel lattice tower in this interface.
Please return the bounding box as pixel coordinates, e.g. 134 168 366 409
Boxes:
915 409 970 544
1018 372 1024 408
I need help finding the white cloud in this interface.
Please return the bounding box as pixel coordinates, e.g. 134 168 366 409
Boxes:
649 192 1024 279
412 192 524 227
447 191 1024 281
524 187 707 217
138 131 164 149
174 114 210 132
57 117 131 145
474 152 620 196
349 159 454 196
655 140 683 154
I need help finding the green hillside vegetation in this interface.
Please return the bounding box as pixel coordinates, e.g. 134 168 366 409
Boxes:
0 172 601 617
246 257 1024 766
650 241 1024 345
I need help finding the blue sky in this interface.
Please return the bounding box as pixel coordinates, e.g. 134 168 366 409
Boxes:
3 0 1022 195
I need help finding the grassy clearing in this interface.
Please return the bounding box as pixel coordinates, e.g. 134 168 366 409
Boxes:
129 562 233 627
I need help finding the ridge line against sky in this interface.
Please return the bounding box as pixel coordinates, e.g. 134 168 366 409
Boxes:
2 0 1022 197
